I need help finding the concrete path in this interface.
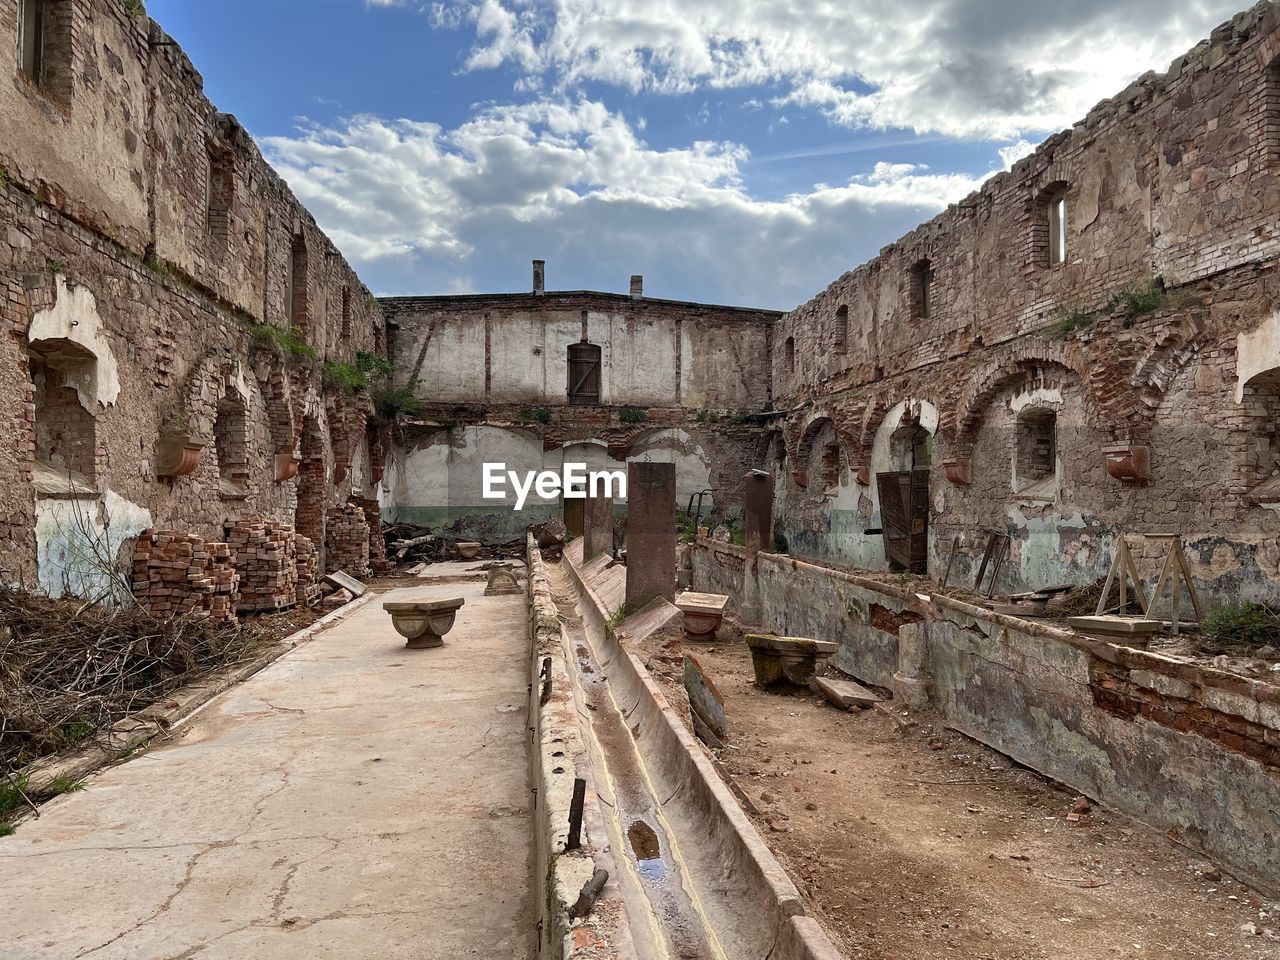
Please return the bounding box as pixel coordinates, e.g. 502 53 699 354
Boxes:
0 581 534 960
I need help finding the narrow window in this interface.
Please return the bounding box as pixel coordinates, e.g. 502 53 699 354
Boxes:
1015 409 1057 497
834 305 848 355
30 351 97 484
910 259 933 321
341 287 352 340
1049 193 1067 265
784 336 795 376
206 148 233 249
17 0 72 104
289 234 308 332
1266 56 1280 163
215 393 250 496
567 341 602 405
17 0 43 82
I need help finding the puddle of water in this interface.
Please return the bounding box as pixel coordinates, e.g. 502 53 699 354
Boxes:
628 820 666 881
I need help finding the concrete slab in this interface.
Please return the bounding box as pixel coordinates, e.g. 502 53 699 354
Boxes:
0 582 535 960
815 676 884 709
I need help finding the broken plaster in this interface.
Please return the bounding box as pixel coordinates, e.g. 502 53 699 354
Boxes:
28 275 122 412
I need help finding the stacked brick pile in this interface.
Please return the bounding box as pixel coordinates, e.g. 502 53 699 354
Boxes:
295 534 321 607
132 531 239 624
325 502 370 577
352 496 393 573
228 518 298 613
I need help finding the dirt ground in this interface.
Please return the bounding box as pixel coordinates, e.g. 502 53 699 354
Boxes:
690 633 1280 960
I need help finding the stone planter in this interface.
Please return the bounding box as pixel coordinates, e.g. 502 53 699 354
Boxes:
942 458 971 486
1103 443 1149 483
155 434 203 480
744 634 837 688
852 465 871 486
675 591 729 639
274 453 301 482
456 541 481 560
384 597 465 649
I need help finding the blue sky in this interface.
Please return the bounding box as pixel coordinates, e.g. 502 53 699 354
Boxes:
149 0 1244 310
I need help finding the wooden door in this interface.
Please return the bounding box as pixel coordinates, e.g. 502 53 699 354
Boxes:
877 469 929 573
568 342 601 405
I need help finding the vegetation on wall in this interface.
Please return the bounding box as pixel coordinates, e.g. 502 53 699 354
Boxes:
242 319 317 360
1042 277 1177 338
521 408 553 424
323 351 393 394
619 406 648 424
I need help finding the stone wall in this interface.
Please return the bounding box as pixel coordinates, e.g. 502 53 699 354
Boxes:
0 0 387 596
762 1 1280 603
688 538 1280 897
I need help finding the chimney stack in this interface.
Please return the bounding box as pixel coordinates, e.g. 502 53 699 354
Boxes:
532 259 546 295
630 274 643 299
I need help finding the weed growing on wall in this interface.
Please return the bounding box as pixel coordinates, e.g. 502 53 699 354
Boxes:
619 406 647 424
522 408 553 424
1204 602 1279 647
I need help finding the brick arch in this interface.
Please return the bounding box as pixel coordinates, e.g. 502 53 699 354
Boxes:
797 415 843 490
952 344 1094 452
1130 320 1204 428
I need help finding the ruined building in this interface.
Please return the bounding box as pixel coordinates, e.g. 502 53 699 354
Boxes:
3 0 1280 617
0 0 386 603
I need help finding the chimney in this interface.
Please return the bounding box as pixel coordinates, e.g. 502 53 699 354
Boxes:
532 259 545 295
630 274 643 299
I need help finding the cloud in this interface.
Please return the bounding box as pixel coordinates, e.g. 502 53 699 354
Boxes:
430 0 1244 138
262 99 989 307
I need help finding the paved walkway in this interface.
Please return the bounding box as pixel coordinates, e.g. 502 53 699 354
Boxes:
0 580 534 960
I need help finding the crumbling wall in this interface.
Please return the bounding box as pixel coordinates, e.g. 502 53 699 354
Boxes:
689 539 1280 896
763 3 1280 603
382 286 777 412
0 0 387 596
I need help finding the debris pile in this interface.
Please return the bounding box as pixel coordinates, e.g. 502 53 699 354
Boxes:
228 518 298 614
132 531 239 625
0 587 266 770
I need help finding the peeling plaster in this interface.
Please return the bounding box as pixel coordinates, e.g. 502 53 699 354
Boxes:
1235 309 1280 402
35 488 152 601
28 275 121 411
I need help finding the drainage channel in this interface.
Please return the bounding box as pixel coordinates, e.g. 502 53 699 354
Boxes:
549 567 726 960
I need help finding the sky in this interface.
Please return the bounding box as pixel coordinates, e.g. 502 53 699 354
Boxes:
148 0 1244 310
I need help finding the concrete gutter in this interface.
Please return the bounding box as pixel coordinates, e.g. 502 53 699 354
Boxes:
12 592 377 803
526 535 633 959
563 542 842 960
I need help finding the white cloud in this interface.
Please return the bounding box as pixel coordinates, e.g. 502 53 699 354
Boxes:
998 139 1038 169
262 99 989 307
430 0 1244 138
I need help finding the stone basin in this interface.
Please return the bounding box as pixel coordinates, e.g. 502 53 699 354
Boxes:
456 541 482 560
675 591 729 639
384 598 466 649
744 634 838 688
484 563 522 596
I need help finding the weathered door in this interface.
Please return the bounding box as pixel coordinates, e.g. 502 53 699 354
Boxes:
876 469 929 573
563 496 585 537
567 342 602 405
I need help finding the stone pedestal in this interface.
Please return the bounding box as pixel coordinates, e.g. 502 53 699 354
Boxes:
484 563 522 596
583 493 614 561
384 598 465 649
892 621 931 708
675 591 729 639
624 461 677 613
744 634 837 688
743 469 774 556
456 541 481 560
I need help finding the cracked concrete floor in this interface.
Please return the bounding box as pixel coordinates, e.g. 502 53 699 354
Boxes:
0 581 535 960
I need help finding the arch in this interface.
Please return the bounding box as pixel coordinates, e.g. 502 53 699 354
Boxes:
952 344 1094 451
1130 319 1203 424
214 388 250 496
797 416 843 492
